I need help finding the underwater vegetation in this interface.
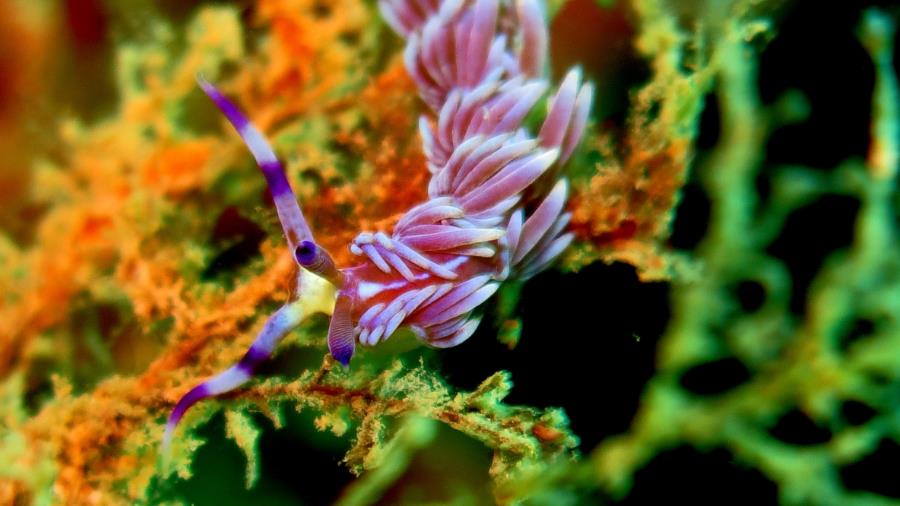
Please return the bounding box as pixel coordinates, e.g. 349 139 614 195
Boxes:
0 0 898 504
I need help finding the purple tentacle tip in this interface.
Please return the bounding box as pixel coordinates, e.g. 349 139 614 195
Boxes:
162 382 210 452
196 74 249 133
294 240 318 265
331 340 354 367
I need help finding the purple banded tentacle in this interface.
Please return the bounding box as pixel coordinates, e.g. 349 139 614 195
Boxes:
163 302 304 451
197 78 346 319
197 76 314 253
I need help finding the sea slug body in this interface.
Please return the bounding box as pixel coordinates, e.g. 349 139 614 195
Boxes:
165 0 592 448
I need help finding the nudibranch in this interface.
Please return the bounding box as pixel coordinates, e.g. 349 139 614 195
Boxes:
164 0 592 448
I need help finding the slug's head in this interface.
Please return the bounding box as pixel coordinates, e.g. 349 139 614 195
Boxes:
198 76 352 365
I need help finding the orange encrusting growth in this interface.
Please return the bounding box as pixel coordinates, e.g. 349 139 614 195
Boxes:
142 141 216 196
548 0 702 281
569 136 690 278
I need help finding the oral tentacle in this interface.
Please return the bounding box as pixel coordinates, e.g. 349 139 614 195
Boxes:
163 301 305 451
328 293 356 366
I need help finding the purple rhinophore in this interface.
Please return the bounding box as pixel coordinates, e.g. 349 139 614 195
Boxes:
197 76 313 251
259 160 293 199
165 0 592 450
